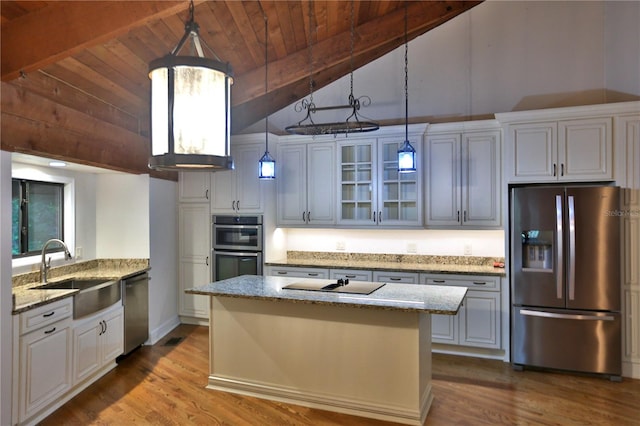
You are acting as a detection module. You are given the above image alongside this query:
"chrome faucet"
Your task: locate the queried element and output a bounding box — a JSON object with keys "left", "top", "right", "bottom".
{"left": 40, "top": 239, "right": 73, "bottom": 283}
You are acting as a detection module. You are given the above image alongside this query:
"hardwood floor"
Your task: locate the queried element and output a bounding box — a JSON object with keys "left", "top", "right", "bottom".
{"left": 41, "top": 324, "right": 640, "bottom": 426}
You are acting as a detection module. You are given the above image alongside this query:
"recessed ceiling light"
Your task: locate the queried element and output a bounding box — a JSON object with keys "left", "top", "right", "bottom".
{"left": 49, "top": 161, "right": 67, "bottom": 167}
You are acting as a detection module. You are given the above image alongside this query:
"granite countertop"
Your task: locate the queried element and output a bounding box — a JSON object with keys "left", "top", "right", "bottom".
{"left": 187, "top": 274, "right": 468, "bottom": 315}
{"left": 266, "top": 251, "right": 506, "bottom": 277}
{"left": 12, "top": 259, "right": 149, "bottom": 314}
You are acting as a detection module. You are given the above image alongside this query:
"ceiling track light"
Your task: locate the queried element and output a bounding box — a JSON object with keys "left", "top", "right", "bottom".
{"left": 148, "top": 0, "right": 234, "bottom": 171}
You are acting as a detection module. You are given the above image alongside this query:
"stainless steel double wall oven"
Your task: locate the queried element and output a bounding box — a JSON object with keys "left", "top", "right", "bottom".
{"left": 212, "top": 215, "right": 263, "bottom": 281}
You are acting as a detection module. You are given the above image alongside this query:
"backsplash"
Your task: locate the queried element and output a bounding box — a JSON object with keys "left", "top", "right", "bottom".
{"left": 12, "top": 258, "right": 149, "bottom": 288}
{"left": 287, "top": 251, "right": 503, "bottom": 266}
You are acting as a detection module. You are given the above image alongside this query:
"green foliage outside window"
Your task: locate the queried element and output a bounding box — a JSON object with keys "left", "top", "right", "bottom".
{"left": 12, "top": 179, "right": 64, "bottom": 257}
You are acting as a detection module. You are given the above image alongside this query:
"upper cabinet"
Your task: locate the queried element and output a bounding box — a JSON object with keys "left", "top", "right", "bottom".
{"left": 498, "top": 105, "right": 622, "bottom": 183}
{"left": 211, "top": 135, "right": 268, "bottom": 214}
{"left": 277, "top": 140, "right": 335, "bottom": 226}
{"left": 337, "top": 124, "right": 426, "bottom": 227}
{"left": 425, "top": 121, "right": 502, "bottom": 228}
{"left": 178, "top": 172, "right": 211, "bottom": 203}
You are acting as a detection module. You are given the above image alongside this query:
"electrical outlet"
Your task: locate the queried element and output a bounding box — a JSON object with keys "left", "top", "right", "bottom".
{"left": 75, "top": 247, "right": 83, "bottom": 259}
{"left": 336, "top": 241, "right": 346, "bottom": 251}
{"left": 407, "top": 243, "right": 417, "bottom": 253}
{"left": 463, "top": 244, "right": 472, "bottom": 256}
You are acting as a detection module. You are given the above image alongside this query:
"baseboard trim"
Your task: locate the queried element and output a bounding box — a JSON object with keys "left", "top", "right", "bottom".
{"left": 207, "top": 375, "right": 429, "bottom": 426}
{"left": 148, "top": 315, "right": 181, "bottom": 345}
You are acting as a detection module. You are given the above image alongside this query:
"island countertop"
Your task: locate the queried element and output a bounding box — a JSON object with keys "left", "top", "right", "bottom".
{"left": 186, "top": 274, "right": 467, "bottom": 314}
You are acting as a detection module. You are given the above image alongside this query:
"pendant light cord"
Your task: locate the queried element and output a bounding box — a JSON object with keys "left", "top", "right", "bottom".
{"left": 404, "top": 1, "right": 409, "bottom": 142}
{"left": 264, "top": 14, "right": 269, "bottom": 152}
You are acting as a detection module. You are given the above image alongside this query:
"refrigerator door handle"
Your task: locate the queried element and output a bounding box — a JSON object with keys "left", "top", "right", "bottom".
{"left": 520, "top": 309, "right": 616, "bottom": 321}
{"left": 555, "top": 195, "right": 564, "bottom": 300}
{"left": 568, "top": 195, "right": 576, "bottom": 301}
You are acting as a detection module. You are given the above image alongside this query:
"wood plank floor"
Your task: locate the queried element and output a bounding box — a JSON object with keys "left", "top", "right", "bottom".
{"left": 41, "top": 324, "right": 640, "bottom": 426}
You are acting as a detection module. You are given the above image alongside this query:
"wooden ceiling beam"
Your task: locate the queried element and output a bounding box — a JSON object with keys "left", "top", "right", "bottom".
{"left": 1, "top": 1, "right": 191, "bottom": 82}
{"left": 231, "top": 1, "right": 480, "bottom": 107}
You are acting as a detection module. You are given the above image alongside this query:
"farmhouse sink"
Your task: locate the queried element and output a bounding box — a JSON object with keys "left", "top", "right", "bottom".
{"left": 35, "top": 278, "right": 121, "bottom": 318}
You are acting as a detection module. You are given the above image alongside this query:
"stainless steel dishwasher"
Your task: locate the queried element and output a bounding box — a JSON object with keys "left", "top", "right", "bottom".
{"left": 122, "top": 272, "right": 149, "bottom": 354}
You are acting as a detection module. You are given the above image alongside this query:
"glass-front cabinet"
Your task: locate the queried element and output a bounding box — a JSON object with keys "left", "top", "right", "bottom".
{"left": 337, "top": 125, "right": 424, "bottom": 227}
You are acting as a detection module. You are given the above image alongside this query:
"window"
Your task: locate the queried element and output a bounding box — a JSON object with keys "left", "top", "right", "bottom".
{"left": 12, "top": 178, "right": 65, "bottom": 257}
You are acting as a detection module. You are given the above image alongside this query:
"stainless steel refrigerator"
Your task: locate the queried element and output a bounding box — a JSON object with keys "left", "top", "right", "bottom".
{"left": 510, "top": 185, "right": 621, "bottom": 378}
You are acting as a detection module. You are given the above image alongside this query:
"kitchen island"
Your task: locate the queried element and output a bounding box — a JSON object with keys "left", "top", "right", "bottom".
{"left": 187, "top": 275, "right": 467, "bottom": 425}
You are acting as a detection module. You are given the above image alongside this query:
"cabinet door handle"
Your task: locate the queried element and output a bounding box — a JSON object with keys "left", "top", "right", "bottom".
{"left": 561, "top": 163, "right": 564, "bottom": 176}
{"left": 205, "top": 189, "right": 209, "bottom": 200}
{"left": 205, "top": 256, "right": 209, "bottom": 266}
{"left": 302, "top": 212, "right": 306, "bottom": 222}
{"left": 433, "top": 279, "right": 446, "bottom": 283}
{"left": 103, "top": 320, "right": 107, "bottom": 333}
{"left": 457, "top": 211, "right": 460, "bottom": 222}
{"left": 236, "top": 200, "right": 240, "bottom": 211}
{"left": 553, "top": 163, "right": 557, "bottom": 176}
{"left": 307, "top": 211, "right": 311, "bottom": 223}
{"left": 378, "top": 211, "right": 382, "bottom": 223}
{"left": 232, "top": 200, "right": 236, "bottom": 210}
{"left": 43, "top": 311, "right": 55, "bottom": 318}
{"left": 463, "top": 211, "right": 467, "bottom": 222}
{"left": 99, "top": 321, "right": 104, "bottom": 335}
{"left": 44, "top": 327, "right": 56, "bottom": 334}
{"left": 372, "top": 212, "right": 376, "bottom": 222}
{"left": 472, "top": 281, "right": 487, "bottom": 286}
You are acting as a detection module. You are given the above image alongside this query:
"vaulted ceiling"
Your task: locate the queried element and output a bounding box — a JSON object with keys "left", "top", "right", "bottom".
{"left": 1, "top": 1, "right": 481, "bottom": 178}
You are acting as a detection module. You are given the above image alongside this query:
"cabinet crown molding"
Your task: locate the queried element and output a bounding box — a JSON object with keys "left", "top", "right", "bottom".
{"left": 496, "top": 101, "right": 640, "bottom": 123}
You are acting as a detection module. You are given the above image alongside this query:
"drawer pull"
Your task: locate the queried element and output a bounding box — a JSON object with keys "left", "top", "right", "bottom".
{"left": 308, "top": 273, "right": 319, "bottom": 277}
{"left": 44, "top": 327, "right": 56, "bottom": 334}
{"left": 43, "top": 311, "right": 55, "bottom": 318}
{"left": 389, "top": 277, "right": 401, "bottom": 281}
{"left": 345, "top": 275, "right": 356, "bottom": 278}
{"left": 433, "top": 280, "right": 446, "bottom": 283}
{"left": 472, "top": 281, "right": 487, "bottom": 285}
{"left": 277, "top": 271, "right": 287, "bottom": 275}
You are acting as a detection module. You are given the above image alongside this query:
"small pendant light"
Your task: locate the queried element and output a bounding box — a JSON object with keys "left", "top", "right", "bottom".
{"left": 398, "top": 3, "right": 416, "bottom": 173}
{"left": 258, "top": 14, "right": 275, "bottom": 179}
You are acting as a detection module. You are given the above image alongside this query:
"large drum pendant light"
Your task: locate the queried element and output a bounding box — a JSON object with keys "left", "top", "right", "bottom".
{"left": 148, "top": 1, "right": 234, "bottom": 171}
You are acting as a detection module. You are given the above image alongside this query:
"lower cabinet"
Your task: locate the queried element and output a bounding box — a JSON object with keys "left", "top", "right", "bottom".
{"left": 16, "top": 298, "right": 73, "bottom": 423}
{"left": 14, "top": 298, "right": 124, "bottom": 425}
{"left": 421, "top": 274, "right": 501, "bottom": 349}
{"left": 268, "top": 266, "right": 329, "bottom": 279}
{"left": 72, "top": 303, "right": 123, "bottom": 384}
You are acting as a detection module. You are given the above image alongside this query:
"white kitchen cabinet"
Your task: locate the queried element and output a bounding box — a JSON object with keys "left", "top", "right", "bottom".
{"left": 277, "top": 141, "right": 335, "bottom": 226}
{"left": 373, "top": 270, "right": 420, "bottom": 284}
{"left": 268, "top": 266, "right": 329, "bottom": 279}
{"left": 72, "top": 302, "right": 123, "bottom": 385}
{"left": 425, "top": 121, "right": 502, "bottom": 228}
{"left": 337, "top": 124, "right": 425, "bottom": 227}
{"left": 502, "top": 116, "right": 613, "bottom": 183}
{"left": 178, "top": 203, "right": 210, "bottom": 320}
{"left": 16, "top": 298, "right": 73, "bottom": 423}
{"left": 211, "top": 138, "right": 265, "bottom": 213}
{"left": 178, "top": 171, "right": 211, "bottom": 203}
{"left": 329, "top": 269, "right": 373, "bottom": 282}
{"left": 422, "top": 274, "right": 501, "bottom": 349}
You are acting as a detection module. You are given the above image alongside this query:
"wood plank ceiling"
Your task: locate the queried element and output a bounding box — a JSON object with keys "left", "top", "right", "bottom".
{"left": 1, "top": 1, "right": 481, "bottom": 179}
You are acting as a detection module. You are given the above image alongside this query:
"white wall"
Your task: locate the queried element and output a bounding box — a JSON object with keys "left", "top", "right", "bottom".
{"left": 243, "top": 1, "right": 640, "bottom": 135}
{"left": 148, "top": 178, "right": 180, "bottom": 343}
{"left": 96, "top": 174, "right": 150, "bottom": 258}
{"left": 283, "top": 228, "right": 505, "bottom": 258}
{"left": 0, "top": 151, "right": 13, "bottom": 426}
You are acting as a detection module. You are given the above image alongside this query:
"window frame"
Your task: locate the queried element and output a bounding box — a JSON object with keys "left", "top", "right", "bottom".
{"left": 12, "top": 178, "right": 66, "bottom": 258}
{"left": 11, "top": 166, "right": 75, "bottom": 269}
